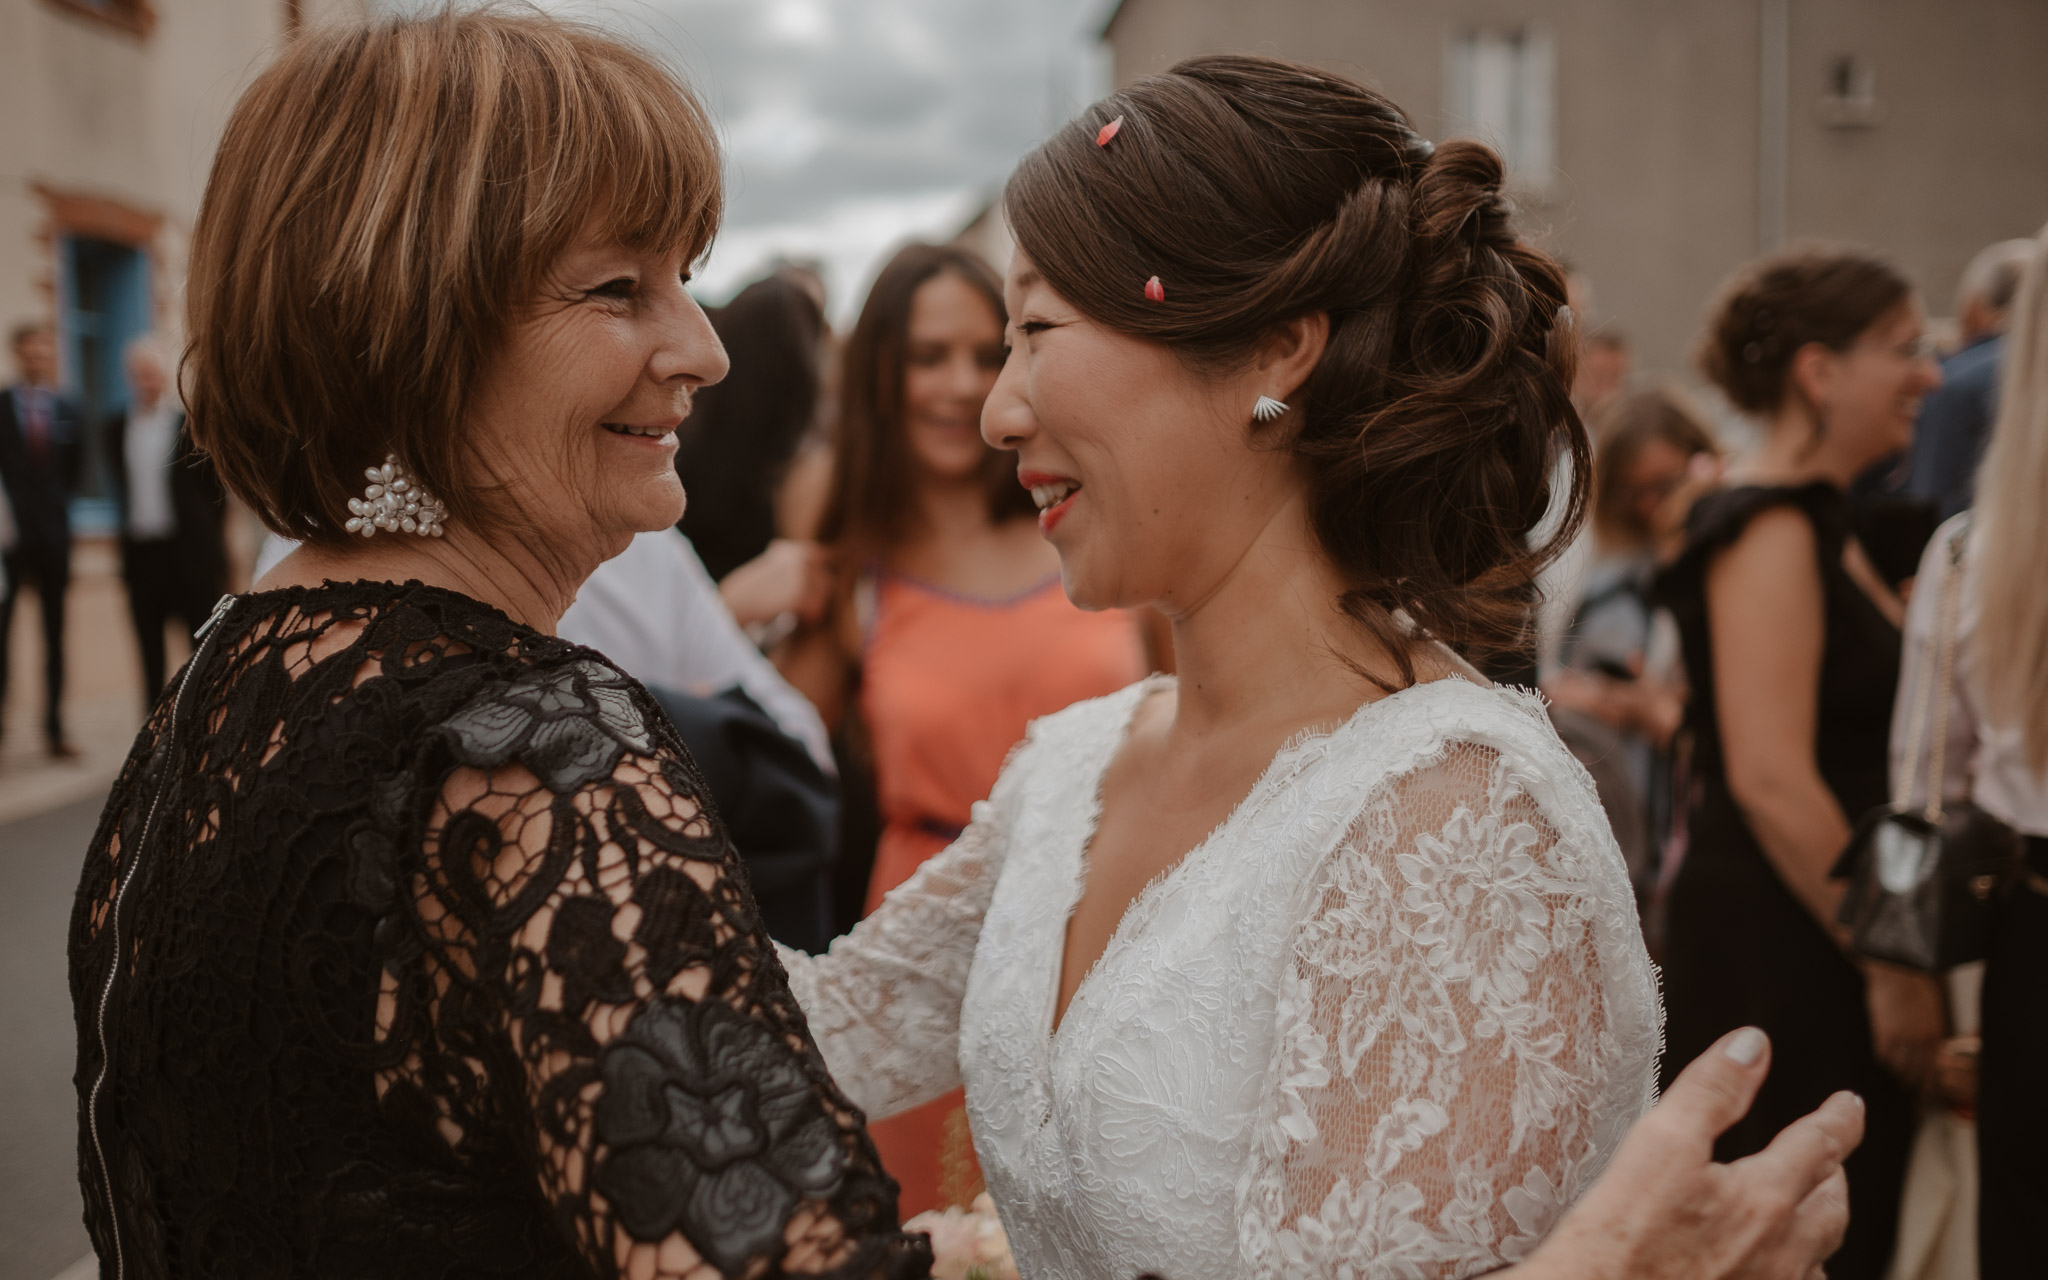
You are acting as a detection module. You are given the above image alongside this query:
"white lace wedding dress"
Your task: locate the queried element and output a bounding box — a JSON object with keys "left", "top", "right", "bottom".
{"left": 781, "top": 675, "right": 1662, "bottom": 1279}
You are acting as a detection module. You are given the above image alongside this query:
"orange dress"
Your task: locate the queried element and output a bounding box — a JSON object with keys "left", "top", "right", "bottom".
{"left": 857, "top": 571, "right": 1147, "bottom": 1215}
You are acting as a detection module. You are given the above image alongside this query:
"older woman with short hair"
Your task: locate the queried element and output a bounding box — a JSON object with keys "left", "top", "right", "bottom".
{"left": 70, "top": 12, "right": 924, "bottom": 1278}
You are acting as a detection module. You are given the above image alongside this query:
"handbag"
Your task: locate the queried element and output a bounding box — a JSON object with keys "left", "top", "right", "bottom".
{"left": 1836, "top": 518, "right": 2024, "bottom": 972}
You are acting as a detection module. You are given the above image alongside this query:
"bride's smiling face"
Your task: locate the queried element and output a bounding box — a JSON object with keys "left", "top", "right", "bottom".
{"left": 983, "top": 251, "right": 1318, "bottom": 615}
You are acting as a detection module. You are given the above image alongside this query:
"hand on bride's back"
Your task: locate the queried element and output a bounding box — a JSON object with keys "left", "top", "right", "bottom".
{"left": 1521, "top": 1027, "right": 1862, "bottom": 1280}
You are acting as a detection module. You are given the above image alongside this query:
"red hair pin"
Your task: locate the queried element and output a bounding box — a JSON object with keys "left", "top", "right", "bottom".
{"left": 1096, "top": 116, "right": 1124, "bottom": 147}
{"left": 1144, "top": 275, "right": 1165, "bottom": 303}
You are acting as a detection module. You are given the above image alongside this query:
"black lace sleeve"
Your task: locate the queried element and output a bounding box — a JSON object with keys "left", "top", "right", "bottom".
{"left": 397, "top": 655, "right": 926, "bottom": 1279}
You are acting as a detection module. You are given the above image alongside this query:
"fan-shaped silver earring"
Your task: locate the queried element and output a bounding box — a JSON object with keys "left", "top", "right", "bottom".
{"left": 1251, "top": 395, "right": 1289, "bottom": 423}
{"left": 346, "top": 454, "right": 448, "bottom": 538}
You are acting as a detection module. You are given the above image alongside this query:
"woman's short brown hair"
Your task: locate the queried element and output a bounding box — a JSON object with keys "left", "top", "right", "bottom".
{"left": 1697, "top": 246, "right": 1912, "bottom": 415}
{"left": 1003, "top": 55, "right": 1584, "bottom": 683}
{"left": 184, "top": 8, "right": 722, "bottom": 546}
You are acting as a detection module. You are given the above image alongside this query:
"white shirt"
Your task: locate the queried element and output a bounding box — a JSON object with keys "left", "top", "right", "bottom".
{"left": 253, "top": 528, "right": 833, "bottom": 773}
{"left": 124, "top": 398, "right": 181, "bottom": 539}
{"left": 558, "top": 529, "right": 833, "bottom": 773}
{"left": 1892, "top": 513, "right": 2048, "bottom": 835}
{"left": 783, "top": 675, "right": 1659, "bottom": 1279}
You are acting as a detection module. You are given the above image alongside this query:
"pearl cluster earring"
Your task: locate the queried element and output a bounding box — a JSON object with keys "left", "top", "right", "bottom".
{"left": 346, "top": 454, "right": 448, "bottom": 538}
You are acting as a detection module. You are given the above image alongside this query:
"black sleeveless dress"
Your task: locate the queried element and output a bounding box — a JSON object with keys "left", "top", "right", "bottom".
{"left": 1653, "top": 484, "right": 1914, "bottom": 1280}
{"left": 68, "top": 581, "right": 930, "bottom": 1280}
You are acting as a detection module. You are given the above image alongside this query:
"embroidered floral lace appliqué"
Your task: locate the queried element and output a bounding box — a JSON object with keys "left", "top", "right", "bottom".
{"left": 69, "top": 582, "right": 928, "bottom": 1280}
{"left": 782, "top": 676, "right": 1662, "bottom": 1280}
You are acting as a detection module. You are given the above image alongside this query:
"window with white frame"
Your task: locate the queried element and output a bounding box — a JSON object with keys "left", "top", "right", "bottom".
{"left": 42, "top": 0, "right": 155, "bottom": 37}
{"left": 1442, "top": 26, "right": 1557, "bottom": 192}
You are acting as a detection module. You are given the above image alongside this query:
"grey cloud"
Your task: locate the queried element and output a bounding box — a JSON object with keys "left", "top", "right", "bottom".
{"left": 577, "top": 0, "right": 1110, "bottom": 268}
{"left": 806, "top": 65, "right": 949, "bottom": 126}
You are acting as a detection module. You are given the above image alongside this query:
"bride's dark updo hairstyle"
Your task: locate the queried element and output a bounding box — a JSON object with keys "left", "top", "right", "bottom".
{"left": 1004, "top": 55, "right": 1586, "bottom": 684}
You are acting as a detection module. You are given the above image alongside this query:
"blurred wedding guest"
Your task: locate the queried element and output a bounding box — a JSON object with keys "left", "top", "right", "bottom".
{"left": 1544, "top": 388, "right": 1715, "bottom": 895}
{"left": 1575, "top": 327, "right": 1633, "bottom": 416}
{"left": 675, "top": 270, "right": 826, "bottom": 581}
{"left": 0, "top": 322, "right": 83, "bottom": 757}
{"left": 776, "top": 242, "right": 1146, "bottom": 1215}
{"left": 0, "top": 484, "right": 13, "bottom": 605}
{"left": 1562, "top": 264, "right": 1626, "bottom": 411}
{"left": 1902, "top": 238, "right": 2035, "bottom": 521}
{"left": 1654, "top": 247, "right": 1943, "bottom": 1280}
{"left": 106, "top": 335, "right": 229, "bottom": 703}
{"left": 1890, "top": 228, "right": 2048, "bottom": 1280}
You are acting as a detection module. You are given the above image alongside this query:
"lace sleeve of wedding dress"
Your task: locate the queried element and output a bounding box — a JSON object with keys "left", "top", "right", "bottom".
{"left": 403, "top": 658, "right": 923, "bottom": 1280}
{"left": 1238, "top": 731, "right": 1658, "bottom": 1279}
{"left": 776, "top": 789, "right": 1009, "bottom": 1121}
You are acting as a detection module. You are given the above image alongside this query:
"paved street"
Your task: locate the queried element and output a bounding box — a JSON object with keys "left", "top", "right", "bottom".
{"left": 0, "top": 539, "right": 160, "bottom": 1280}
{"left": 0, "top": 540, "right": 165, "bottom": 828}
{"left": 0, "top": 796, "right": 100, "bottom": 1280}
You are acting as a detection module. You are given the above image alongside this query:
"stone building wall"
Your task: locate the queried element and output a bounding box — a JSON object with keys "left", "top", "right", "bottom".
{"left": 1101, "top": 0, "right": 2048, "bottom": 379}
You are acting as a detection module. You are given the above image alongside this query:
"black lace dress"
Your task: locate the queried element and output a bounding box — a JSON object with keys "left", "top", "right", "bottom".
{"left": 1652, "top": 484, "right": 1913, "bottom": 1280}
{"left": 68, "top": 580, "right": 931, "bottom": 1280}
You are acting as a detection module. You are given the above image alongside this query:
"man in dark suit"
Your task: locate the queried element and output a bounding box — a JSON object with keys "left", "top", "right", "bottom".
{"left": 105, "top": 336, "right": 229, "bottom": 702}
{"left": 1903, "top": 238, "right": 2036, "bottom": 520}
{"left": 0, "top": 322, "right": 85, "bottom": 757}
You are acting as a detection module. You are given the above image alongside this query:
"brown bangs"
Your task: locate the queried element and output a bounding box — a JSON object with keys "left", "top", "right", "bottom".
{"left": 531, "top": 23, "right": 723, "bottom": 275}
{"left": 185, "top": 6, "right": 722, "bottom": 547}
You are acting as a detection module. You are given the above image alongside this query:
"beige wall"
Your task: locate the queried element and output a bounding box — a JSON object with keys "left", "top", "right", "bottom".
{"left": 1786, "top": 0, "right": 2048, "bottom": 319}
{"left": 1104, "top": 0, "right": 2048, "bottom": 379}
{"left": 0, "top": 0, "right": 366, "bottom": 357}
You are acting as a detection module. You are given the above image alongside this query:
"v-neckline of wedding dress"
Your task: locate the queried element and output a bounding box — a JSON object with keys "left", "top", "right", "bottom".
{"left": 1047, "top": 671, "right": 1452, "bottom": 1043}
{"left": 780, "top": 670, "right": 1663, "bottom": 1280}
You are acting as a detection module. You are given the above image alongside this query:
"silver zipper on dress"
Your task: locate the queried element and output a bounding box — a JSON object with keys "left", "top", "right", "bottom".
{"left": 87, "top": 593, "right": 234, "bottom": 1280}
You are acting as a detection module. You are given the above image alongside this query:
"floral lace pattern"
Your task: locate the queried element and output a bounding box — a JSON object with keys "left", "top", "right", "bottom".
{"left": 69, "top": 581, "right": 928, "bottom": 1279}
{"left": 784, "top": 676, "right": 1661, "bottom": 1279}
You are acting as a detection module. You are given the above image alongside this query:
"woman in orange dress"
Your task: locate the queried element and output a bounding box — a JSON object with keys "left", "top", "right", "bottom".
{"left": 779, "top": 243, "right": 1149, "bottom": 1215}
{"left": 858, "top": 570, "right": 1145, "bottom": 916}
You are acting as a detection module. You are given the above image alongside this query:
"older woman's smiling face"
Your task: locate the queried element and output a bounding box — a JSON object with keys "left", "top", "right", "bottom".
{"left": 464, "top": 228, "right": 729, "bottom": 568}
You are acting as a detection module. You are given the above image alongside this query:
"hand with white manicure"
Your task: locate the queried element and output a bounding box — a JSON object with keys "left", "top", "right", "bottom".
{"left": 1513, "top": 1026, "right": 1863, "bottom": 1280}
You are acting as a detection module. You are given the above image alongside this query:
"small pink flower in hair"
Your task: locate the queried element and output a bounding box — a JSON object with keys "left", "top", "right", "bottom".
{"left": 1096, "top": 115, "right": 1124, "bottom": 147}
{"left": 1144, "top": 275, "right": 1165, "bottom": 303}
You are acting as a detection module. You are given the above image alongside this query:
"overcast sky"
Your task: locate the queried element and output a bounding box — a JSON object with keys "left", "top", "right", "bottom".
{"left": 553, "top": 0, "right": 1114, "bottom": 321}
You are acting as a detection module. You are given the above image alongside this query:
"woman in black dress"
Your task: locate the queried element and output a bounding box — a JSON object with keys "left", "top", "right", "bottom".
{"left": 67, "top": 14, "right": 925, "bottom": 1278}
{"left": 1657, "top": 248, "right": 1946, "bottom": 1280}
{"left": 65, "top": 9, "right": 1872, "bottom": 1278}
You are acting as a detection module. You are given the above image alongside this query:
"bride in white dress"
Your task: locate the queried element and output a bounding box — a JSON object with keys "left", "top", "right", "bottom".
{"left": 782, "top": 55, "right": 1664, "bottom": 1278}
